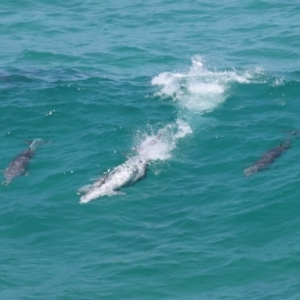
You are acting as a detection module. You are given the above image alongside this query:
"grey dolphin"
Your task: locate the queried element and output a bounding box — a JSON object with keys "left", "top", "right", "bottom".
{"left": 79, "top": 156, "right": 148, "bottom": 204}
{"left": 79, "top": 133, "right": 162, "bottom": 203}
{"left": 2, "top": 138, "right": 45, "bottom": 185}
{"left": 244, "top": 140, "right": 290, "bottom": 177}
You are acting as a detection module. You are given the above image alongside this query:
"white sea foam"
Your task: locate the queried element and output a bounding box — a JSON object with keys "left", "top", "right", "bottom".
{"left": 152, "top": 55, "right": 252, "bottom": 113}
{"left": 135, "top": 119, "right": 192, "bottom": 161}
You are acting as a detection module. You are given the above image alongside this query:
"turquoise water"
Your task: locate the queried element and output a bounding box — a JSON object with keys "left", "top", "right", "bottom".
{"left": 1, "top": 0, "right": 300, "bottom": 299}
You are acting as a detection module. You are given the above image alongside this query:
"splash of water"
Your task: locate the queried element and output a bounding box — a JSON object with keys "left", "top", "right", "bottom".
{"left": 135, "top": 119, "right": 192, "bottom": 161}
{"left": 152, "top": 55, "right": 252, "bottom": 113}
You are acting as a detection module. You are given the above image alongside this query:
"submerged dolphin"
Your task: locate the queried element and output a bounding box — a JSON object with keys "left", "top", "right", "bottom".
{"left": 2, "top": 138, "right": 45, "bottom": 185}
{"left": 244, "top": 140, "right": 290, "bottom": 177}
{"left": 79, "top": 134, "right": 162, "bottom": 204}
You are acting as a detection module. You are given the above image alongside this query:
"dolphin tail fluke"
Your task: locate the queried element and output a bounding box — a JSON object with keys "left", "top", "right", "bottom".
{"left": 1, "top": 180, "right": 10, "bottom": 186}
{"left": 25, "top": 139, "right": 53, "bottom": 146}
{"left": 25, "top": 138, "right": 52, "bottom": 150}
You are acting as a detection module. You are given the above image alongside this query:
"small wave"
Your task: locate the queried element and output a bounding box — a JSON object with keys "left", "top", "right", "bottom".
{"left": 152, "top": 55, "right": 252, "bottom": 113}
{"left": 271, "top": 78, "right": 285, "bottom": 87}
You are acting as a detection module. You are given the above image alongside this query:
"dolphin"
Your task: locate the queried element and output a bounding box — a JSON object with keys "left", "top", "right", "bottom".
{"left": 79, "top": 133, "right": 162, "bottom": 204}
{"left": 244, "top": 139, "right": 290, "bottom": 177}
{"left": 2, "top": 138, "right": 45, "bottom": 185}
{"left": 79, "top": 156, "right": 148, "bottom": 204}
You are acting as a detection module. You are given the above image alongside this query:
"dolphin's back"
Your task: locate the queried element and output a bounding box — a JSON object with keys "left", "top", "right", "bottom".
{"left": 80, "top": 156, "right": 148, "bottom": 203}
{"left": 257, "top": 147, "right": 283, "bottom": 164}
{"left": 4, "top": 150, "right": 34, "bottom": 183}
{"left": 244, "top": 142, "right": 289, "bottom": 176}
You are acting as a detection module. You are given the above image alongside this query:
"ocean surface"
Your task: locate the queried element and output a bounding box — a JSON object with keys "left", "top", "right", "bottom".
{"left": 1, "top": 1, "right": 300, "bottom": 299}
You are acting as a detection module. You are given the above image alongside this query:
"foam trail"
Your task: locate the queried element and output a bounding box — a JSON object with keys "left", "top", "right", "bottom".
{"left": 79, "top": 120, "right": 192, "bottom": 203}
{"left": 135, "top": 119, "right": 192, "bottom": 161}
{"left": 152, "top": 55, "right": 252, "bottom": 113}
